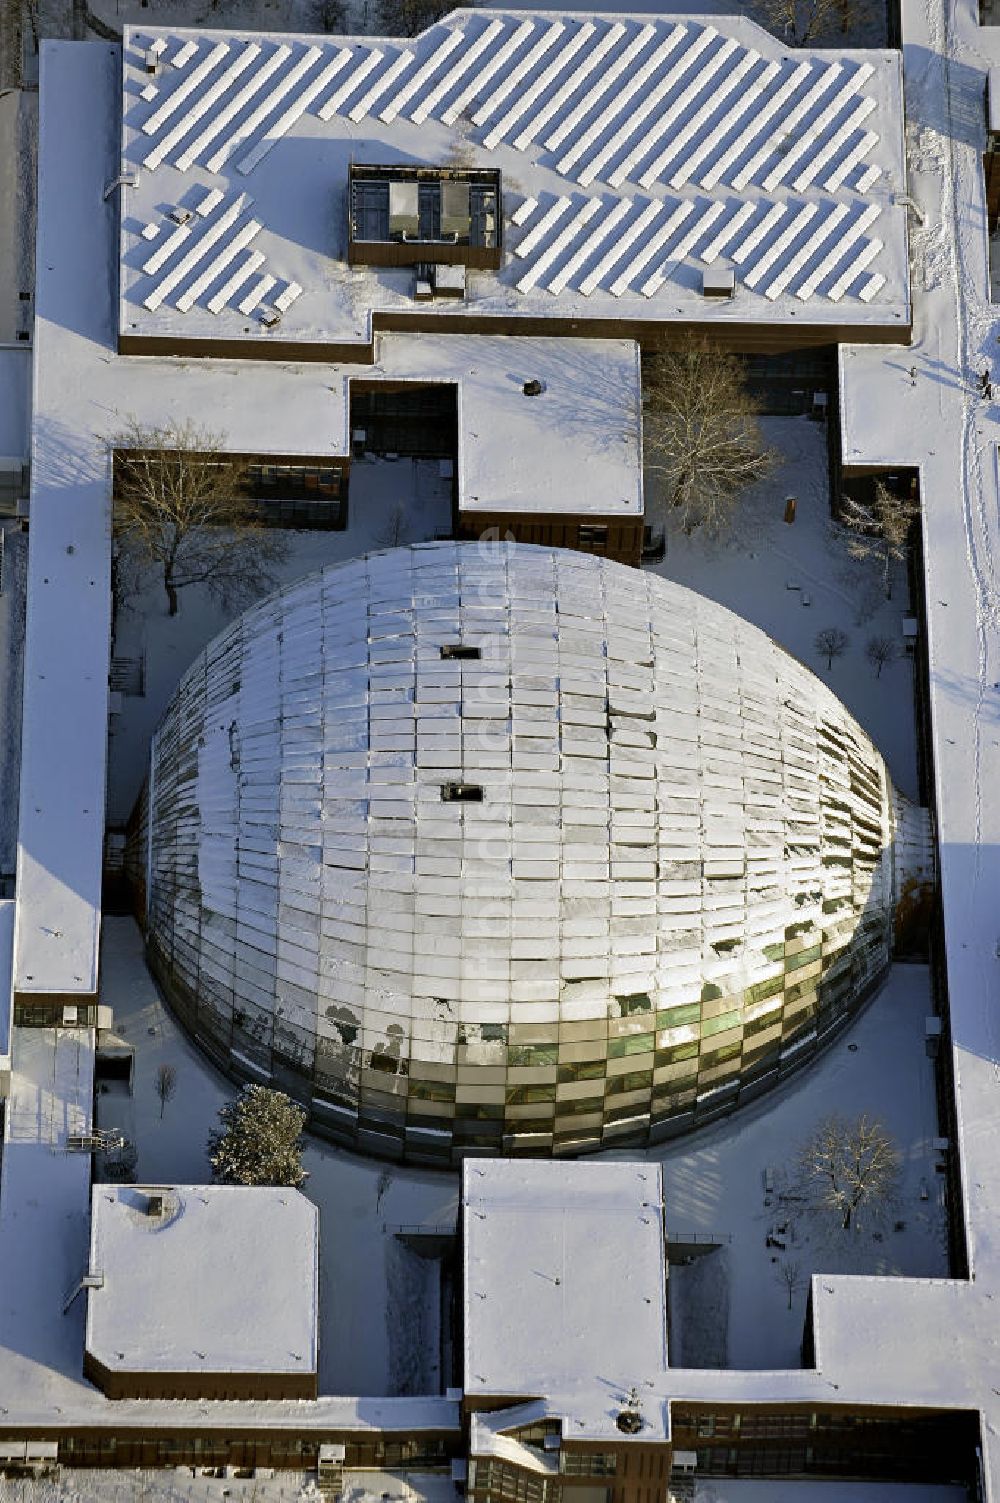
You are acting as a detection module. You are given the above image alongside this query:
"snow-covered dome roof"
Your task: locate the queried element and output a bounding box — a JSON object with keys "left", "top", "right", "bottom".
{"left": 134, "top": 542, "right": 926, "bottom": 1163}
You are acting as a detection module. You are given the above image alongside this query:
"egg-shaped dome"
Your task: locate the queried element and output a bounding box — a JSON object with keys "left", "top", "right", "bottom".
{"left": 133, "top": 543, "right": 930, "bottom": 1163}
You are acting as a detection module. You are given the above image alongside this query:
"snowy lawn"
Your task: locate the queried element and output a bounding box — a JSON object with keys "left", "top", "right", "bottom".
{"left": 99, "top": 919, "right": 945, "bottom": 1385}
{"left": 648, "top": 416, "right": 920, "bottom": 800}
{"left": 106, "top": 457, "right": 452, "bottom": 824}
{"left": 96, "top": 917, "right": 457, "bottom": 1398}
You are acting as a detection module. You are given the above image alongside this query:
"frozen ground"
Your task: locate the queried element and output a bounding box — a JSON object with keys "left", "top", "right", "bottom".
{"left": 106, "top": 456, "right": 452, "bottom": 824}
{"left": 649, "top": 415, "right": 919, "bottom": 801}
{"left": 98, "top": 919, "right": 945, "bottom": 1384}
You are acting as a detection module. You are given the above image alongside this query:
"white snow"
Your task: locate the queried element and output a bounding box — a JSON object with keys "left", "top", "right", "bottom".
{"left": 106, "top": 457, "right": 451, "bottom": 824}
{"left": 86, "top": 1183, "right": 319, "bottom": 1376}
{"left": 462, "top": 1160, "right": 668, "bottom": 1433}
{"left": 13, "top": 41, "right": 116, "bottom": 999}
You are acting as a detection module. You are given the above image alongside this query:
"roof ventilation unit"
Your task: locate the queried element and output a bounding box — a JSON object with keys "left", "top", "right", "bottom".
{"left": 433, "top": 264, "right": 466, "bottom": 298}
{"left": 702, "top": 267, "right": 735, "bottom": 299}
{"left": 440, "top": 644, "right": 481, "bottom": 660}
{"left": 144, "top": 1194, "right": 164, "bottom": 1217}
{"left": 389, "top": 180, "right": 419, "bottom": 239}
{"left": 440, "top": 180, "right": 471, "bottom": 239}
{"left": 441, "top": 782, "right": 484, "bottom": 803}
{"left": 522, "top": 379, "right": 544, "bottom": 397}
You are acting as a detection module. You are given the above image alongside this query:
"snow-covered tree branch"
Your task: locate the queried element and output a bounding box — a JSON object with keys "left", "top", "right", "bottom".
{"left": 836, "top": 480, "right": 920, "bottom": 600}
{"left": 797, "top": 1113, "right": 899, "bottom": 1232}
{"left": 642, "top": 338, "right": 775, "bottom": 538}
{"left": 110, "top": 418, "right": 288, "bottom": 617}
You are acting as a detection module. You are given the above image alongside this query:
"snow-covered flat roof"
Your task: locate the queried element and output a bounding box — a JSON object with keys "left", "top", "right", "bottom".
{"left": 462, "top": 1161, "right": 669, "bottom": 1439}
{"left": 118, "top": 12, "right": 908, "bottom": 350}
{"left": 86, "top": 1185, "right": 319, "bottom": 1376}
{"left": 439, "top": 336, "right": 642, "bottom": 515}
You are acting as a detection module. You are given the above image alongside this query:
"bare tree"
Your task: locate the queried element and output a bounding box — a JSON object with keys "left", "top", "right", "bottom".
{"left": 643, "top": 338, "right": 775, "bottom": 538}
{"left": 774, "top": 1258, "right": 804, "bottom": 1310}
{"left": 376, "top": 0, "right": 471, "bottom": 36}
{"left": 837, "top": 480, "right": 920, "bottom": 600}
{"left": 155, "top": 1063, "right": 177, "bottom": 1120}
{"left": 110, "top": 419, "right": 289, "bottom": 617}
{"left": 757, "top": 0, "right": 872, "bottom": 45}
{"left": 798, "top": 1113, "right": 899, "bottom": 1232}
{"left": 866, "top": 635, "right": 897, "bottom": 678}
{"left": 814, "top": 626, "right": 849, "bottom": 671}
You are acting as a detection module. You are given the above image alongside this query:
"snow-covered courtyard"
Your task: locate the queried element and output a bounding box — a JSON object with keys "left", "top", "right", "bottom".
{"left": 98, "top": 917, "right": 946, "bottom": 1386}
{"left": 660, "top": 963, "right": 947, "bottom": 1369}
{"left": 93, "top": 410, "right": 940, "bottom": 1387}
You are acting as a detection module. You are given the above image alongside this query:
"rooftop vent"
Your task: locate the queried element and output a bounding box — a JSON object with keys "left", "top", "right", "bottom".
{"left": 258, "top": 307, "right": 282, "bottom": 329}
{"left": 441, "top": 782, "right": 484, "bottom": 803}
{"left": 389, "top": 180, "right": 419, "bottom": 238}
{"left": 702, "top": 267, "right": 735, "bottom": 299}
{"left": 616, "top": 1410, "right": 643, "bottom": 1434}
{"left": 144, "top": 1194, "right": 164, "bottom": 1217}
{"left": 440, "top": 644, "right": 481, "bottom": 660}
{"left": 522, "top": 379, "right": 544, "bottom": 397}
{"left": 440, "top": 180, "right": 471, "bottom": 238}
